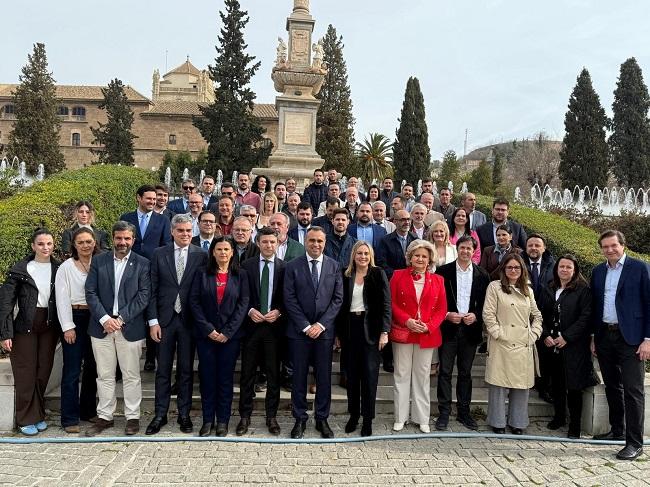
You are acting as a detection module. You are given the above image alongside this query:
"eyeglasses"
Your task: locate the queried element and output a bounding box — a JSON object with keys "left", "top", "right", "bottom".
{"left": 188, "top": 202, "right": 202, "bottom": 206}
{"left": 200, "top": 220, "right": 216, "bottom": 225}
{"left": 505, "top": 266, "right": 522, "bottom": 271}
{"left": 233, "top": 228, "right": 251, "bottom": 233}
{"left": 183, "top": 186, "right": 195, "bottom": 191}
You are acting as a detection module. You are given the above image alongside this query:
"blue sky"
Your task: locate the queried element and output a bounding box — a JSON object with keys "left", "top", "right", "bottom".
{"left": 2, "top": 0, "right": 649, "bottom": 159}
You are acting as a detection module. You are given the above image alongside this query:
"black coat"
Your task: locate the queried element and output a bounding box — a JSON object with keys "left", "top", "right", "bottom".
{"left": 0, "top": 255, "right": 60, "bottom": 339}
{"left": 435, "top": 261, "right": 489, "bottom": 345}
{"left": 241, "top": 256, "right": 286, "bottom": 336}
{"left": 336, "top": 266, "right": 391, "bottom": 345}
{"left": 476, "top": 220, "right": 527, "bottom": 251}
{"left": 61, "top": 224, "right": 110, "bottom": 255}
{"left": 539, "top": 283, "right": 594, "bottom": 391}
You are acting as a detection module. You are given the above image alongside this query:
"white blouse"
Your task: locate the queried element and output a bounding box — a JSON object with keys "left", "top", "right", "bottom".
{"left": 26, "top": 261, "right": 51, "bottom": 308}
{"left": 350, "top": 282, "right": 365, "bottom": 312}
{"left": 55, "top": 258, "right": 89, "bottom": 332}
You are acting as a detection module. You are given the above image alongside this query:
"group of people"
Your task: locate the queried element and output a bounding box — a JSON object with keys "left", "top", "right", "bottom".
{"left": 0, "top": 169, "right": 648, "bottom": 461}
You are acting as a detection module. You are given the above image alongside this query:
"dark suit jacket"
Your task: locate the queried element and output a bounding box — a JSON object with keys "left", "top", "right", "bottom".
{"left": 324, "top": 233, "right": 357, "bottom": 269}
{"left": 148, "top": 243, "right": 207, "bottom": 327}
{"left": 203, "top": 194, "right": 218, "bottom": 210}
{"left": 120, "top": 210, "right": 172, "bottom": 261}
{"left": 85, "top": 251, "right": 151, "bottom": 341}
{"left": 476, "top": 220, "right": 527, "bottom": 251}
{"left": 283, "top": 255, "right": 343, "bottom": 340}
{"left": 336, "top": 267, "right": 391, "bottom": 345}
{"left": 288, "top": 225, "right": 310, "bottom": 244}
{"left": 435, "top": 261, "right": 489, "bottom": 345}
{"left": 160, "top": 208, "right": 175, "bottom": 220}
{"left": 241, "top": 256, "right": 286, "bottom": 336}
{"left": 312, "top": 215, "right": 333, "bottom": 235}
{"left": 376, "top": 231, "right": 417, "bottom": 279}
{"left": 522, "top": 251, "right": 556, "bottom": 299}
{"left": 236, "top": 241, "right": 260, "bottom": 264}
{"left": 591, "top": 255, "right": 650, "bottom": 346}
{"left": 283, "top": 238, "right": 305, "bottom": 262}
{"left": 61, "top": 224, "right": 110, "bottom": 255}
{"left": 190, "top": 235, "right": 214, "bottom": 250}
{"left": 167, "top": 198, "right": 187, "bottom": 215}
{"left": 347, "top": 223, "right": 387, "bottom": 250}
{"left": 480, "top": 245, "right": 522, "bottom": 280}
{"left": 189, "top": 268, "right": 250, "bottom": 340}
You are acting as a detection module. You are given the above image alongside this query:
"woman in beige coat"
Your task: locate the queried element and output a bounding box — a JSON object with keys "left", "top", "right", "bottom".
{"left": 483, "top": 253, "right": 542, "bottom": 435}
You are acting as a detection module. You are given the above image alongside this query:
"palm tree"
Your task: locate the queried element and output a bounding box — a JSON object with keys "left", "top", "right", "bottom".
{"left": 355, "top": 133, "right": 394, "bottom": 182}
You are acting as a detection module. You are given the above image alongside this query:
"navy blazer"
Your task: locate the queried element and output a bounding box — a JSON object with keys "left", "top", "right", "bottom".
{"left": 283, "top": 254, "right": 343, "bottom": 340}
{"left": 241, "top": 256, "right": 286, "bottom": 335}
{"left": 475, "top": 220, "right": 527, "bottom": 251}
{"left": 85, "top": 251, "right": 151, "bottom": 341}
{"left": 347, "top": 223, "right": 387, "bottom": 250}
{"left": 120, "top": 210, "right": 172, "bottom": 261}
{"left": 148, "top": 243, "right": 207, "bottom": 327}
{"left": 288, "top": 225, "right": 310, "bottom": 245}
{"left": 591, "top": 256, "right": 650, "bottom": 346}
{"left": 376, "top": 231, "right": 418, "bottom": 280}
{"left": 167, "top": 198, "right": 187, "bottom": 215}
{"left": 189, "top": 268, "right": 250, "bottom": 340}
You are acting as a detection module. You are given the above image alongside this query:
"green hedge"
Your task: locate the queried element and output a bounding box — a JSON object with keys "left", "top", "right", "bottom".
{"left": 0, "top": 165, "right": 156, "bottom": 281}
{"left": 474, "top": 195, "right": 650, "bottom": 276}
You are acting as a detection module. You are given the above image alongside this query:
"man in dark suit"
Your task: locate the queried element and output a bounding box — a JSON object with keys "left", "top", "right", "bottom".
{"left": 347, "top": 202, "right": 387, "bottom": 250}
{"left": 376, "top": 209, "right": 417, "bottom": 280}
{"left": 237, "top": 227, "right": 286, "bottom": 436}
{"left": 283, "top": 226, "right": 343, "bottom": 438}
{"left": 475, "top": 198, "right": 527, "bottom": 251}
{"left": 435, "top": 235, "right": 489, "bottom": 431}
{"left": 167, "top": 178, "right": 196, "bottom": 215}
{"left": 461, "top": 192, "right": 487, "bottom": 231}
{"left": 591, "top": 230, "right": 650, "bottom": 460}
{"left": 200, "top": 175, "right": 219, "bottom": 210}
{"left": 145, "top": 215, "right": 207, "bottom": 436}
{"left": 84, "top": 221, "right": 151, "bottom": 437}
{"left": 288, "top": 202, "right": 313, "bottom": 245}
{"left": 190, "top": 211, "right": 217, "bottom": 251}
{"left": 120, "top": 184, "right": 172, "bottom": 371}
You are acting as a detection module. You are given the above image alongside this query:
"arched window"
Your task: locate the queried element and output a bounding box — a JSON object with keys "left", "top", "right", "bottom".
{"left": 72, "top": 106, "right": 86, "bottom": 120}
{"left": 71, "top": 133, "right": 81, "bottom": 146}
{"left": 57, "top": 106, "right": 69, "bottom": 117}
{"left": 2, "top": 104, "right": 16, "bottom": 119}
{"left": 169, "top": 134, "right": 177, "bottom": 145}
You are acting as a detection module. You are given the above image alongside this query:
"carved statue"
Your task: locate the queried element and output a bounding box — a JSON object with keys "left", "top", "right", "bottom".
{"left": 152, "top": 69, "right": 160, "bottom": 100}
{"left": 311, "top": 40, "right": 324, "bottom": 71}
{"left": 276, "top": 37, "right": 288, "bottom": 67}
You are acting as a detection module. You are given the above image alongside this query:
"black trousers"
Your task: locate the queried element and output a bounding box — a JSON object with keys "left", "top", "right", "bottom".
{"left": 596, "top": 326, "right": 645, "bottom": 448}
{"left": 290, "top": 336, "right": 333, "bottom": 421}
{"left": 154, "top": 314, "right": 195, "bottom": 418}
{"left": 239, "top": 324, "right": 281, "bottom": 418}
{"left": 146, "top": 334, "right": 157, "bottom": 365}
{"left": 437, "top": 330, "right": 477, "bottom": 417}
{"left": 343, "top": 314, "right": 381, "bottom": 419}
{"left": 548, "top": 350, "right": 582, "bottom": 430}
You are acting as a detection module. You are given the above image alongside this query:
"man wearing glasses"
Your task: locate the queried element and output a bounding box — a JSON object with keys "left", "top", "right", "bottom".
{"left": 240, "top": 205, "right": 261, "bottom": 241}
{"left": 168, "top": 179, "right": 197, "bottom": 214}
{"left": 191, "top": 211, "right": 218, "bottom": 251}
{"left": 186, "top": 193, "right": 205, "bottom": 237}
{"left": 232, "top": 217, "right": 259, "bottom": 264}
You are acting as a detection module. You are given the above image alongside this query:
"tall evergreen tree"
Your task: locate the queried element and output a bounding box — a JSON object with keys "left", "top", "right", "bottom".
{"left": 610, "top": 57, "right": 650, "bottom": 187}
{"left": 438, "top": 149, "right": 460, "bottom": 187}
{"left": 491, "top": 149, "right": 504, "bottom": 188}
{"left": 90, "top": 78, "right": 137, "bottom": 165}
{"left": 393, "top": 77, "right": 431, "bottom": 184}
{"left": 194, "top": 0, "right": 271, "bottom": 176}
{"left": 316, "top": 24, "right": 355, "bottom": 173}
{"left": 468, "top": 160, "right": 493, "bottom": 196}
{"left": 7, "top": 43, "right": 65, "bottom": 175}
{"left": 558, "top": 68, "right": 609, "bottom": 188}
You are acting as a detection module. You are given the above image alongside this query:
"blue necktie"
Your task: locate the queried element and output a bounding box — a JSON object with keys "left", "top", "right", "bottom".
{"left": 531, "top": 263, "right": 540, "bottom": 293}
{"left": 202, "top": 240, "right": 209, "bottom": 251}
{"left": 139, "top": 213, "right": 149, "bottom": 237}
{"left": 310, "top": 259, "right": 319, "bottom": 292}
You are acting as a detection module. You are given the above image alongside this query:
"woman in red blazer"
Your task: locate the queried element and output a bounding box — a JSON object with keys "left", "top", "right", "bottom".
{"left": 389, "top": 239, "right": 447, "bottom": 433}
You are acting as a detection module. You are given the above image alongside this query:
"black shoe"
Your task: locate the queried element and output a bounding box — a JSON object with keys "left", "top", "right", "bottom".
{"left": 170, "top": 382, "right": 179, "bottom": 396}
{"left": 144, "top": 360, "right": 155, "bottom": 372}
{"left": 177, "top": 416, "right": 193, "bottom": 433}
{"left": 593, "top": 430, "right": 625, "bottom": 441}
{"left": 145, "top": 416, "right": 167, "bottom": 435}
{"left": 199, "top": 423, "right": 213, "bottom": 437}
{"left": 539, "top": 391, "right": 554, "bottom": 404}
{"left": 360, "top": 419, "right": 372, "bottom": 437}
{"left": 236, "top": 417, "right": 250, "bottom": 436}
{"left": 457, "top": 415, "right": 478, "bottom": 431}
{"left": 616, "top": 445, "right": 643, "bottom": 461}
{"left": 266, "top": 417, "right": 281, "bottom": 436}
{"left": 547, "top": 418, "right": 566, "bottom": 430}
{"left": 477, "top": 342, "right": 487, "bottom": 353}
{"left": 492, "top": 427, "right": 506, "bottom": 434}
{"left": 345, "top": 415, "right": 359, "bottom": 433}
{"left": 383, "top": 363, "right": 394, "bottom": 373}
{"left": 509, "top": 426, "right": 524, "bottom": 435}
{"left": 215, "top": 422, "right": 228, "bottom": 437}
{"left": 281, "top": 379, "right": 293, "bottom": 392}
{"left": 568, "top": 429, "right": 581, "bottom": 439}
{"left": 291, "top": 420, "right": 306, "bottom": 439}
{"left": 315, "top": 419, "right": 334, "bottom": 439}
{"left": 435, "top": 415, "right": 449, "bottom": 431}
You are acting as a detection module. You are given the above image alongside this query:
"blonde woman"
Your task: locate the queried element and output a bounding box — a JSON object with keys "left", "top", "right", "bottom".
{"left": 389, "top": 239, "right": 447, "bottom": 433}
{"left": 259, "top": 192, "right": 278, "bottom": 227}
{"left": 428, "top": 220, "right": 457, "bottom": 267}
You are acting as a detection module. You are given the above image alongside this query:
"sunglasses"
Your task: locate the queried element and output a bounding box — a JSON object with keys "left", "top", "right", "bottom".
{"left": 183, "top": 186, "right": 195, "bottom": 190}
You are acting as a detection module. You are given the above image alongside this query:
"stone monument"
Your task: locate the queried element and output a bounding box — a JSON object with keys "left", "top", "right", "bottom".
{"left": 252, "top": 0, "right": 327, "bottom": 189}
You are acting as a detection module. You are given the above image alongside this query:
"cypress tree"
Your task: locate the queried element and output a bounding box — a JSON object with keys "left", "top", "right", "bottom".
{"left": 7, "top": 43, "right": 65, "bottom": 175}
{"left": 492, "top": 149, "right": 504, "bottom": 188}
{"left": 90, "top": 78, "right": 137, "bottom": 165}
{"left": 610, "top": 57, "right": 650, "bottom": 187}
{"left": 193, "top": 0, "right": 271, "bottom": 176}
{"left": 438, "top": 149, "right": 460, "bottom": 187}
{"left": 316, "top": 24, "right": 355, "bottom": 173}
{"left": 468, "top": 160, "right": 493, "bottom": 196}
{"left": 558, "top": 68, "right": 609, "bottom": 189}
{"left": 393, "top": 77, "right": 431, "bottom": 185}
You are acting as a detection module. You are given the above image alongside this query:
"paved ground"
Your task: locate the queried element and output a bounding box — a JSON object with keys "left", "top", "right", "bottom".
{"left": 1, "top": 414, "right": 648, "bottom": 486}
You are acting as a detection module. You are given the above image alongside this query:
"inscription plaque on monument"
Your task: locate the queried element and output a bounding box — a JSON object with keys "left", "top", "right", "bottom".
{"left": 283, "top": 112, "right": 312, "bottom": 145}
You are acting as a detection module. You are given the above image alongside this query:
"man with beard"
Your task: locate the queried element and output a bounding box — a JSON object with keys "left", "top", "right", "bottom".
{"left": 288, "top": 202, "right": 313, "bottom": 246}
{"left": 313, "top": 197, "right": 340, "bottom": 236}
{"left": 154, "top": 184, "right": 174, "bottom": 220}
{"left": 324, "top": 209, "right": 357, "bottom": 268}
{"left": 380, "top": 177, "right": 399, "bottom": 217}
{"left": 476, "top": 198, "right": 527, "bottom": 251}
{"left": 235, "top": 173, "right": 262, "bottom": 213}
{"left": 302, "top": 169, "right": 328, "bottom": 214}
{"left": 168, "top": 179, "right": 196, "bottom": 215}
{"left": 347, "top": 202, "right": 386, "bottom": 250}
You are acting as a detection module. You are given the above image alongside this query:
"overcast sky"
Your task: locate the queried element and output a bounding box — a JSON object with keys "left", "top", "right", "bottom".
{"left": 2, "top": 0, "right": 649, "bottom": 159}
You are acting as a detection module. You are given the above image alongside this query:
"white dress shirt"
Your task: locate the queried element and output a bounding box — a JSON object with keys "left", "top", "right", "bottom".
{"left": 276, "top": 239, "right": 288, "bottom": 260}
{"left": 456, "top": 262, "right": 473, "bottom": 314}
{"left": 55, "top": 258, "right": 88, "bottom": 332}
{"left": 99, "top": 251, "right": 131, "bottom": 324}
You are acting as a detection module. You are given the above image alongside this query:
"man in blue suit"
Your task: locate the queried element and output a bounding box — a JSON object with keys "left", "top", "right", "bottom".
{"left": 284, "top": 226, "right": 343, "bottom": 438}
{"left": 167, "top": 179, "right": 197, "bottom": 215}
{"left": 84, "top": 221, "right": 151, "bottom": 437}
{"left": 347, "top": 202, "right": 387, "bottom": 250}
{"left": 376, "top": 209, "right": 417, "bottom": 280}
{"left": 121, "top": 184, "right": 172, "bottom": 370}
{"left": 591, "top": 230, "right": 650, "bottom": 460}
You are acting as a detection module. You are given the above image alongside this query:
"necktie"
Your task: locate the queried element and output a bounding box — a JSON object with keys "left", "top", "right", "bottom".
{"left": 531, "top": 262, "right": 540, "bottom": 293}
{"left": 260, "top": 260, "right": 270, "bottom": 315}
{"left": 400, "top": 236, "right": 407, "bottom": 255}
{"left": 139, "top": 213, "right": 149, "bottom": 237}
{"left": 174, "top": 248, "right": 185, "bottom": 313}
{"left": 310, "top": 259, "right": 319, "bottom": 292}
{"left": 202, "top": 240, "right": 209, "bottom": 251}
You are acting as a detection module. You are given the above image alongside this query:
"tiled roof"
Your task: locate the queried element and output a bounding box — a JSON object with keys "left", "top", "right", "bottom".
{"left": 144, "top": 101, "right": 278, "bottom": 119}
{"left": 0, "top": 84, "right": 150, "bottom": 102}
{"left": 164, "top": 60, "right": 201, "bottom": 78}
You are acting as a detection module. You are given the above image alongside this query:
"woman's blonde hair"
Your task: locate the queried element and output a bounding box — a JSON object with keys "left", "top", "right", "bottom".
{"left": 262, "top": 192, "right": 278, "bottom": 215}
{"left": 427, "top": 220, "right": 451, "bottom": 246}
{"left": 406, "top": 239, "right": 438, "bottom": 272}
{"left": 344, "top": 240, "right": 376, "bottom": 277}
